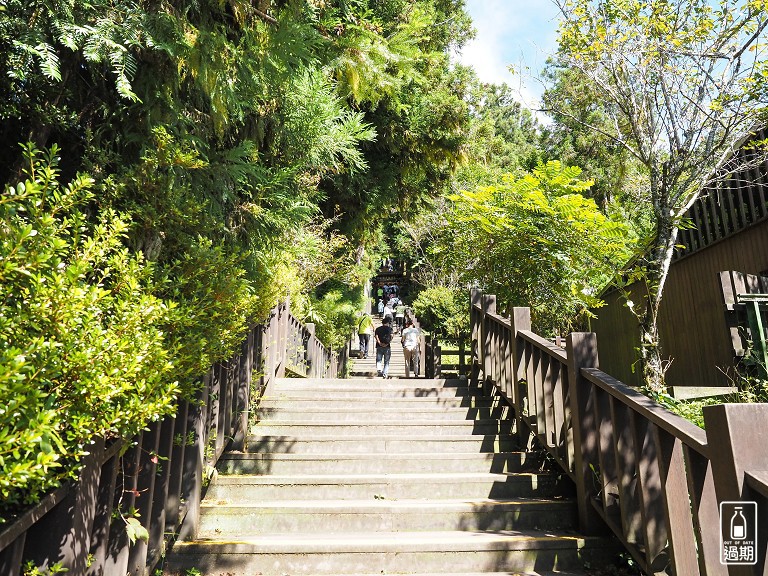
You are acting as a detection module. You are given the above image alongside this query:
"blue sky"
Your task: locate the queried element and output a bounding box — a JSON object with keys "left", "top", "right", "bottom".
{"left": 456, "top": 0, "right": 561, "bottom": 110}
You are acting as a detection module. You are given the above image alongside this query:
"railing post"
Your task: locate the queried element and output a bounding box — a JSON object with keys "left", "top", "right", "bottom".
{"left": 127, "top": 421, "right": 161, "bottom": 575}
{"left": 481, "top": 294, "right": 497, "bottom": 383}
{"left": 164, "top": 400, "right": 189, "bottom": 533}
{"left": 510, "top": 308, "right": 531, "bottom": 446}
{"left": 566, "top": 332, "right": 603, "bottom": 534}
{"left": 704, "top": 404, "right": 768, "bottom": 576}
{"left": 86, "top": 443, "right": 120, "bottom": 576}
{"left": 470, "top": 289, "right": 483, "bottom": 386}
{"left": 147, "top": 417, "right": 175, "bottom": 569}
{"left": 232, "top": 328, "right": 254, "bottom": 451}
{"left": 0, "top": 535, "right": 24, "bottom": 576}
{"left": 413, "top": 317, "right": 426, "bottom": 379}
{"left": 277, "top": 302, "right": 289, "bottom": 378}
{"left": 102, "top": 436, "right": 143, "bottom": 574}
{"left": 306, "top": 322, "right": 317, "bottom": 378}
{"left": 23, "top": 437, "right": 106, "bottom": 574}
{"left": 704, "top": 404, "right": 768, "bottom": 500}
{"left": 179, "top": 372, "right": 210, "bottom": 541}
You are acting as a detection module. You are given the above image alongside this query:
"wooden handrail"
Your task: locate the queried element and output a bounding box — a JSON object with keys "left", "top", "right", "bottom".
{"left": 470, "top": 289, "right": 768, "bottom": 575}
{"left": 0, "top": 301, "right": 346, "bottom": 575}
{"left": 581, "top": 367, "right": 709, "bottom": 454}
{"left": 519, "top": 329, "right": 569, "bottom": 363}
{"left": 745, "top": 470, "right": 768, "bottom": 498}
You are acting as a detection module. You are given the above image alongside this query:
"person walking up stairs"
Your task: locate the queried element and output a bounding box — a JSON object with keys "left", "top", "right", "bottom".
{"left": 374, "top": 316, "right": 394, "bottom": 378}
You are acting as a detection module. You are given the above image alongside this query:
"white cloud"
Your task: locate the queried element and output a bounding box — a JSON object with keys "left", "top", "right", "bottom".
{"left": 456, "top": 0, "right": 560, "bottom": 111}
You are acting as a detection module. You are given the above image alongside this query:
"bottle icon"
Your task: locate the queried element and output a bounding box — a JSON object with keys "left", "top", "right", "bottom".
{"left": 731, "top": 506, "right": 747, "bottom": 540}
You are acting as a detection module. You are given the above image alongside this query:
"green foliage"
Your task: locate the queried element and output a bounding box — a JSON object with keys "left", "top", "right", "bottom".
{"left": 456, "top": 78, "right": 542, "bottom": 187}
{"left": 0, "top": 146, "right": 175, "bottom": 520}
{"left": 158, "top": 238, "right": 255, "bottom": 389}
{"left": 122, "top": 512, "right": 150, "bottom": 545}
{"left": 307, "top": 281, "right": 366, "bottom": 350}
{"left": 646, "top": 391, "right": 721, "bottom": 429}
{"left": 647, "top": 351, "right": 768, "bottom": 428}
{"left": 318, "top": 2, "right": 473, "bottom": 243}
{"left": 541, "top": 63, "right": 647, "bottom": 218}
{"left": 281, "top": 69, "right": 376, "bottom": 175}
{"left": 411, "top": 287, "right": 469, "bottom": 342}
{"left": 23, "top": 561, "right": 68, "bottom": 576}
{"left": 428, "top": 161, "right": 635, "bottom": 333}
{"left": 0, "top": 0, "right": 474, "bottom": 519}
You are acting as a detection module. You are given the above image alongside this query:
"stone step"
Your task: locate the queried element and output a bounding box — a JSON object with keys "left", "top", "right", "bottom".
{"left": 256, "top": 394, "right": 499, "bottom": 408}
{"left": 166, "top": 570, "right": 585, "bottom": 576}
{"left": 244, "top": 433, "right": 521, "bottom": 454}
{"left": 204, "top": 472, "right": 571, "bottom": 501}
{"left": 263, "top": 386, "right": 485, "bottom": 400}
{"left": 217, "top": 451, "right": 545, "bottom": 475}
{"left": 163, "top": 373, "right": 619, "bottom": 575}
{"left": 271, "top": 377, "right": 470, "bottom": 389}
{"left": 253, "top": 406, "right": 509, "bottom": 422}
{"left": 249, "top": 419, "right": 514, "bottom": 436}
{"left": 197, "top": 498, "right": 578, "bottom": 536}
{"left": 164, "top": 530, "right": 612, "bottom": 575}
{"left": 172, "top": 573, "right": 581, "bottom": 576}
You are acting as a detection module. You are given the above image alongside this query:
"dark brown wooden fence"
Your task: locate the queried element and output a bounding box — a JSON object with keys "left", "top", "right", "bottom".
{"left": 675, "top": 129, "right": 768, "bottom": 263}
{"left": 0, "top": 302, "right": 345, "bottom": 576}
{"left": 472, "top": 289, "right": 768, "bottom": 576}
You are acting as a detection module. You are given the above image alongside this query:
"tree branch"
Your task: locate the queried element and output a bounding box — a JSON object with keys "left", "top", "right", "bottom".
{"left": 255, "top": 8, "right": 278, "bottom": 27}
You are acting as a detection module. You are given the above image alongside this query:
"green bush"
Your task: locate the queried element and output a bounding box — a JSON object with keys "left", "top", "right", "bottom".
{"left": 308, "top": 281, "right": 365, "bottom": 350}
{"left": 0, "top": 145, "right": 176, "bottom": 520}
{"left": 411, "top": 286, "right": 469, "bottom": 342}
{"left": 158, "top": 238, "right": 255, "bottom": 389}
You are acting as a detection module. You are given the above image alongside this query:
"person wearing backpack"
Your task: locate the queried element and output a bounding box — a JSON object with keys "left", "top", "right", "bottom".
{"left": 374, "top": 316, "right": 394, "bottom": 378}
{"left": 357, "top": 312, "right": 374, "bottom": 359}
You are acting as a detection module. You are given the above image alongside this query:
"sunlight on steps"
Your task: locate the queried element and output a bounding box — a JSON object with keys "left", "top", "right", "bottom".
{"left": 163, "top": 376, "right": 620, "bottom": 576}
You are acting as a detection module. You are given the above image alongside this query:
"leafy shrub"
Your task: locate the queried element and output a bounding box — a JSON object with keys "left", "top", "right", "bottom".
{"left": 428, "top": 161, "right": 634, "bottom": 334}
{"left": 308, "top": 281, "right": 365, "bottom": 350}
{"left": 0, "top": 145, "right": 175, "bottom": 521}
{"left": 647, "top": 391, "right": 722, "bottom": 429}
{"left": 411, "top": 286, "right": 469, "bottom": 342}
{"left": 158, "top": 238, "right": 255, "bottom": 390}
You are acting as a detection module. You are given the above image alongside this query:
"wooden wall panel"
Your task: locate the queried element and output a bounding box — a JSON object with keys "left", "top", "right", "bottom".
{"left": 591, "top": 220, "right": 768, "bottom": 389}
{"left": 589, "top": 286, "right": 643, "bottom": 388}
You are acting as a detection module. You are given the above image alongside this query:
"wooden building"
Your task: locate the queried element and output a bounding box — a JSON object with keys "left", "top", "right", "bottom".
{"left": 590, "top": 145, "right": 768, "bottom": 392}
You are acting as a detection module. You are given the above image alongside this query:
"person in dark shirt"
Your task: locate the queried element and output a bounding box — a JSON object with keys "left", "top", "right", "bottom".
{"left": 374, "top": 316, "right": 394, "bottom": 378}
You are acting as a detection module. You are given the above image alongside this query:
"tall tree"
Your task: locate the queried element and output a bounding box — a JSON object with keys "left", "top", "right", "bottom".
{"left": 541, "top": 64, "right": 645, "bottom": 214}
{"left": 457, "top": 77, "right": 542, "bottom": 187}
{"left": 408, "top": 161, "right": 634, "bottom": 333}
{"left": 0, "top": 0, "right": 476, "bottom": 516}
{"left": 318, "top": 0, "right": 474, "bottom": 245}
{"left": 553, "top": 0, "right": 768, "bottom": 391}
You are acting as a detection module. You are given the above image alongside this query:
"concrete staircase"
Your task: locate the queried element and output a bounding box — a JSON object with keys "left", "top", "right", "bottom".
{"left": 164, "top": 377, "right": 618, "bottom": 575}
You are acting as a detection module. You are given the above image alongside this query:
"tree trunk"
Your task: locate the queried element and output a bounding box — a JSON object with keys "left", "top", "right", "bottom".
{"left": 637, "top": 204, "right": 679, "bottom": 394}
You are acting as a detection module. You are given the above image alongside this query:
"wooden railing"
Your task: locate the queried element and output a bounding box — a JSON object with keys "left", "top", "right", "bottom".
{"left": 0, "top": 301, "right": 345, "bottom": 576}
{"left": 471, "top": 289, "right": 768, "bottom": 576}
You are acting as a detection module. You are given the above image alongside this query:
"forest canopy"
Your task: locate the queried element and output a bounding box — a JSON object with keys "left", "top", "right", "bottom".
{"left": 0, "top": 0, "right": 474, "bottom": 519}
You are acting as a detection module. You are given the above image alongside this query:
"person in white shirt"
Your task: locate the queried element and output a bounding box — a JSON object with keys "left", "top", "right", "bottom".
{"left": 382, "top": 302, "right": 395, "bottom": 324}
{"left": 400, "top": 320, "right": 420, "bottom": 378}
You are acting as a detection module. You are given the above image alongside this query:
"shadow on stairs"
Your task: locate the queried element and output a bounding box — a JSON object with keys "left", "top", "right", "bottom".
{"left": 162, "top": 376, "right": 627, "bottom": 576}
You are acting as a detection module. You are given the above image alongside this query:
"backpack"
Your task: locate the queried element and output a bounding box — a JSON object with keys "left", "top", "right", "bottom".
{"left": 378, "top": 327, "right": 393, "bottom": 346}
